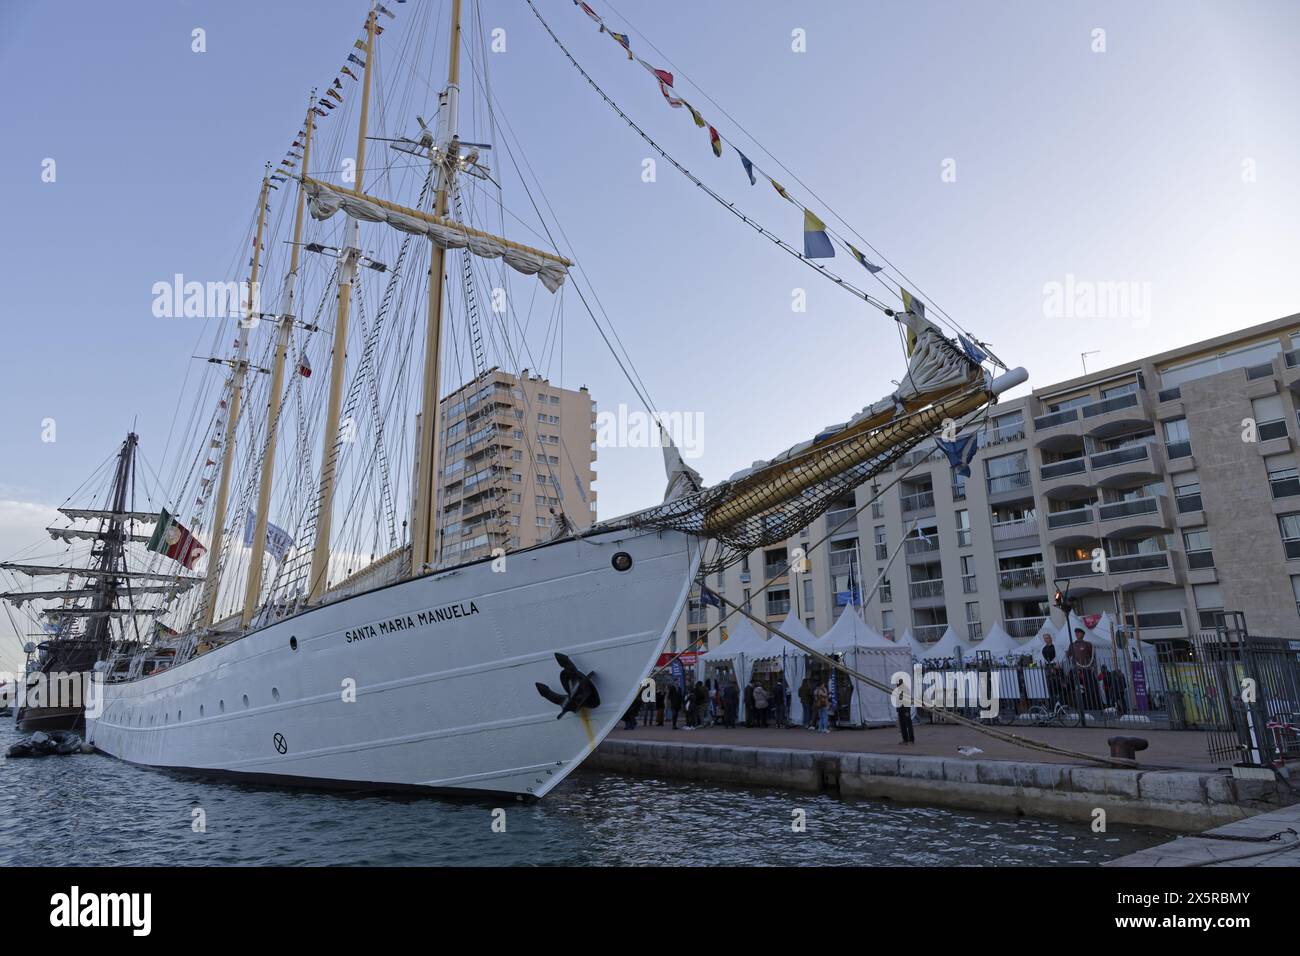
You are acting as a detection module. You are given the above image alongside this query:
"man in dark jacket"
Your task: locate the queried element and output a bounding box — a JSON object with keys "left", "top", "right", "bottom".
{"left": 667, "top": 683, "right": 683, "bottom": 729}
{"left": 743, "top": 680, "right": 756, "bottom": 727}
{"left": 722, "top": 681, "right": 739, "bottom": 727}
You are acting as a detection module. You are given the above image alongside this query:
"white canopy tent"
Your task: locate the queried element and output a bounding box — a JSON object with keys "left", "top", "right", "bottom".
{"left": 898, "top": 628, "right": 928, "bottom": 660}
{"left": 816, "top": 609, "right": 912, "bottom": 725}
{"left": 966, "top": 622, "right": 1022, "bottom": 662}
{"left": 920, "top": 626, "right": 971, "bottom": 662}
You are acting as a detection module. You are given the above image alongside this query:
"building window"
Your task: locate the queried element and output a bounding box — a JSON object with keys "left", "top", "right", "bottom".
{"left": 873, "top": 525, "right": 887, "bottom": 561}
{"left": 1163, "top": 417, "right": 1191, "bottom": 459}
{"left": 881, "top": 609, "right": 895, "bottom": 639}
{"left": 985, "top": 450, "right": 1030, "bottom": 495}
{"left": 1280, "top": 513, "right": 1300, "bottom": 560}
{"left": 802, "top": 578, "right": 815, "bottom": 614}
{"left": 743, "top": 588, "right": 752, "bottom": 613}
{"left": 1267, "top": 459, "right": 1300, "bottom": 499}
{"left": 766, "top": 589, "right": 791, "bottom": 616}
{"left": 965, "top": 601, "right": 981, "bottom": 640}
{"left": 1173, "top": 478, "right": 1202, "bottom": 513}
{"left": 1183, "top": 528, "right": 1214, "bottom": 569}
{"left": 955, "top": 509, "right": 972, "bottom": 547}
{"left": 879, "top": 577, "right": 892, "bottom": 603}
{"left": 1253, "top": 395, "right": 1289, "bottom": 442}
{"left": 961, "top": 555, "right": 977, "bottom": 593}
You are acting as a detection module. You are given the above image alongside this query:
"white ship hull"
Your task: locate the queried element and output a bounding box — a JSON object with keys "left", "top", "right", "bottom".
{"left": 87, "top": 528, "right": 700, "bottom": 798}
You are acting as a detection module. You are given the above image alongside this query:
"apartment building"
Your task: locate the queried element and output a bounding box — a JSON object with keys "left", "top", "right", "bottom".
{"left": 435, "top": 368, "right": 597, "bottom": 565}
{"left": 670, "top": 314, "right": 1300, "bottom": 656}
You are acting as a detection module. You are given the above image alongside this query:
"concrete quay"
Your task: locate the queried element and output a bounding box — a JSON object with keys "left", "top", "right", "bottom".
{"left": 589, "top": 725, "right": 1295, "bottom": 832}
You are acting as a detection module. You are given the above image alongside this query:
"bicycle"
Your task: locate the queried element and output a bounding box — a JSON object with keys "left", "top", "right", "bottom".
{"left": 1026, "top": 700, "right": 1080, "bottom": 727}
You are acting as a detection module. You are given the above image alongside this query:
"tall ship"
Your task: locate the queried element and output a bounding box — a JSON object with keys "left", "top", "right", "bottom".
{"left": 6, "top": 1, "right": 1023, "bottom": 797}
{"left": 1, "top": 434, "right": 202, "bottom": 732}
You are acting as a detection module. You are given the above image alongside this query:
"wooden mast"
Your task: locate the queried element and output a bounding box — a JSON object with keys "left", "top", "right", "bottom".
{"left": 410, "top": 0, "right": 462, "bottom": 576}
{"left": 199, "top": 172, "right": 271, "bottom": 627}
{"left": 308, "top": 9, "right": 377, "bottom": 603}
{"left": 241, "top": 97, "right": 315, "bottom": 627}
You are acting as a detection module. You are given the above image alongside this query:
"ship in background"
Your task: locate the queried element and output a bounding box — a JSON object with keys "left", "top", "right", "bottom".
{"left": 6, "top": 0, "right": 1023, "bottom": 796}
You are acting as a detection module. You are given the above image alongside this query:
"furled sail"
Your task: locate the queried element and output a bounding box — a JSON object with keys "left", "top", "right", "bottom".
{"left": 1, "top": 584, "right": 188, "bottom": 606}
{"left": 0, "top": 563, "right": 200, "bottom": 585}
{"left": 58, "top": 508, "right": 161, "bottom": 523}
{"left": 47, "top": 527, "right": 151, "bottom": 544}
{"left": 300, "top": 177, "right": 572, "bottom": 292}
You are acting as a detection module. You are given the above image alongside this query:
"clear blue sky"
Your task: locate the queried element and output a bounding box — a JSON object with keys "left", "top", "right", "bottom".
{"left": 2, "top": 0, "right": 1297, "bottom": 669}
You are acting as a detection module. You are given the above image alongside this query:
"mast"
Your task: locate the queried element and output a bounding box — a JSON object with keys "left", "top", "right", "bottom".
{"left": 199, "top": 174, "right": 271, "bottom": 627}
{"left": 410, "top": 0, "right": 463, "bottom": 577}
{"left": 242, "top": 97, "right": 315, "bottom": 627}
{"left": 86, "top": 433, "right": 138, "bottom": 650}
{"left": 308, "top": 8, "right": 377, "bottom": 603}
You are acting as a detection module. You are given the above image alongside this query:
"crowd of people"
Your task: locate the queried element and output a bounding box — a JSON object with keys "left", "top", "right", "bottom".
{"left": 621, "top": 673, "right": 853, "bottom": 735}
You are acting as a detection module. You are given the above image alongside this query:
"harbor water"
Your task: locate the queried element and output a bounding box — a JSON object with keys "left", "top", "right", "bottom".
{"left": 0, "top": 726, "right": 1170, "bottom": 866}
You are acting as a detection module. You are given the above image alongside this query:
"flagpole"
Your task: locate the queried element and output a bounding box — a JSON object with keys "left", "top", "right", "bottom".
{"left": 198, "top": 173, "right": 271, "bottom": 629}
{"left": 309, "top": 8, "right": 377, "bottom": 603}
{"left": 242, "top": 96, "right": 315, "bottom": 627}
{"left": 859, "top": 519, "right": 917, "bottom": 615}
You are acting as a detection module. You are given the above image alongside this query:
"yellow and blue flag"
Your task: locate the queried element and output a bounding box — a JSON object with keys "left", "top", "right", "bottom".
{"left": 847, "top": 243, "right": 884, "bottom": 274}
{"left": 803, "top": 209, "right": 834, "bottom": 259}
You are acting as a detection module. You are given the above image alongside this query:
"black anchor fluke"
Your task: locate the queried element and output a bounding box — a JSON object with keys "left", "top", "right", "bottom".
{"left": 535, "top": 652, "right": 600, "bottom": 719}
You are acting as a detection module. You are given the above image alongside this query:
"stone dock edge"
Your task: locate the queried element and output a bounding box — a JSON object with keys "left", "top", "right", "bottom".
{"left": 584, "top": 740, "right": 1293, "bottom": 832}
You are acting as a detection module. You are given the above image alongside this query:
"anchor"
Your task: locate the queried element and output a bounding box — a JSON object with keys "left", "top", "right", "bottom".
{"left": 535, "top": 652, "right": 600, "bottom": 719}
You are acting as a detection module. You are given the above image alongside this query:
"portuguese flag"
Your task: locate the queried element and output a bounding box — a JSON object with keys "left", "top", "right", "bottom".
{"left": 147, "top": 509, "right": 206, "bottom": 569}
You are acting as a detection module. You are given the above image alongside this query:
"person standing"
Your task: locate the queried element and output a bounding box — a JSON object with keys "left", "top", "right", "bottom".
{"left": 814, "top": 682, "right": 830, "bottom": 733}
{"left": 798, "top": 678, "right": 813, "bottom": 729}
{"left": 894, "top": 678, "right": 915, "bottom": 744}
{"left": 655, "top": 683, "right": 666, "bottom": 726}
{"left": 723, "top": 680, "right": 740, "bottom": 728}
{"left": 692, "top": 680, "right": 708, "bottom": 729}
{"left": 753, "top": 681, "right": 770, "bottom": 728}
{"left": 667, "top": 682, "right": 682, "bottom": 729}
{"left": 743, "top": 680, "right": 756, "bottom": 728}
{"left": 772, "top": 675, "right": 788, "bottom": 729}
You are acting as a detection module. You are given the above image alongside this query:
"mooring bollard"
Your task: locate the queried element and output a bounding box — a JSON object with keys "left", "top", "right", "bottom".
{"left": 1107, "top": 736, "right": 1149, "bottom": 761}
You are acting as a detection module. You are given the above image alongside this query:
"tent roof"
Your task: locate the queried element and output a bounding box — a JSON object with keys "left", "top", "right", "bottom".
{"left": 921, "top": 626, "right": 971, "bottom": 660}
{"left": 700, "top": 615, "right": 763, "bottom": 660}
{"left": 763, "top": 611, "right": 817, "bottom": 658}
{"left": 819, "top": 608, "right": 899, "bottom": 651}
{"left": 967, "top": 622, "right": 1021, "bottom": 657}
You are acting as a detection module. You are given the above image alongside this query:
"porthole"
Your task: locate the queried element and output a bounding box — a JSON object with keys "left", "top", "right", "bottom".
{"left": 611, "top": 551, "right": 633, "bottom": 572}
{"left": 242, "top": 694, "right": 249, "bottom": 708}
{"left": 272, "top": 687, "right": 280, "bottom": 702}
{"left": 289, "top": 635, "right": 298, "bottom": 651}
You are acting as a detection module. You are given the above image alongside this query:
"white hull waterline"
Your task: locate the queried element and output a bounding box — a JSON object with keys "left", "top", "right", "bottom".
{"left": 87, "top": 528, "right": 700, "bottom": 798}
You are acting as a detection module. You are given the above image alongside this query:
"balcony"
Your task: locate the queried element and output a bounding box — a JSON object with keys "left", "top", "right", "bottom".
{"left": 765, "top": 599, "right": 791, "bottom": 616}
{"left": 991, "top": 515, "right": 1039, "bottom": 545}
{"left": 1080, "top": 390, "right": 1150, "bottom": 438}
{"left": 1096, "top": 494, "right": 1172, "bottom": 538}
{"left": 1107, "top": 549, "right": 1179, "bottom": 587}
{"left": 1040, "top": 457, "right": 1087, "bottom": 481}
{"left": 874, "top": 543, "right": 889, "bottom": 561}
{"left": 904, "top": 536, "right": 941, "bottom": 559}
{"left": 1053, "top": 558, "right": 1102, "bottom": 581}
{"left": 908, "top": 578, "right": 945, "bottom": 602}
{"left": 764, "top": 563, "right": 789, "bottom": 580}
{"left": 825, "top": 507, "right": 859, "bottom": 532}
{"left": 1045, "top": 505, "right": 1093, "bottom": 536}
{"left": 984, "top": 421, "right": 1026, "bottom": 445}
{"left": 912, "top": 623, "right": 948, "bottom": 644}
{"left": 1004, "top": 616, "right": 1047, "bottom": 639}
{"left": 998, "top": 566, "right": 1046, "bottom": 592}
{"left": 1033, "top": 407, "right": 1080, "bottom": 432}
{"left": 1089, "top": 442, "right": 1163, "bottom": 485}
{"left": 986, "top": 471, "right": 1033, "bottom": 502}
{"left": 901, "top": 490, "right": 936, "bottom": 514}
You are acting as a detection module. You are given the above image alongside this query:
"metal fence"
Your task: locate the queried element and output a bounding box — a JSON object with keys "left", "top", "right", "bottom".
{"left": 1155, "top": 621, "right": 1300, "bottom": 767}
